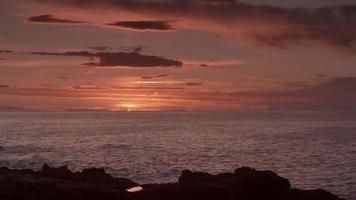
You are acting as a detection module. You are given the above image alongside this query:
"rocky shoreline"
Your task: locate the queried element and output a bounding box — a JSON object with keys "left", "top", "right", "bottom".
{"left": 0, "top": 164, "right": 344, "bottom": 200}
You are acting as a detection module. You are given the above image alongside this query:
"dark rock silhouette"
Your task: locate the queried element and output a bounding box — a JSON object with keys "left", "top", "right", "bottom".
{"left": 0, "top": 165, "right": 344, "bottom": 200}
{"left": 179, "top": 167, "right": 291, "bottom": 193}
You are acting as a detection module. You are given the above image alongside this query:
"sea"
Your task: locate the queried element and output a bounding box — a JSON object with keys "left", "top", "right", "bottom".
{"left": 0, "top": 111, "right": 355, "bottom": 199}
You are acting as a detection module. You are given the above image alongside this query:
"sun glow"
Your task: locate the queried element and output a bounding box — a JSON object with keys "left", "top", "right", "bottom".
{"left": 116, "top": 102, "right": 142, "bottom": 111}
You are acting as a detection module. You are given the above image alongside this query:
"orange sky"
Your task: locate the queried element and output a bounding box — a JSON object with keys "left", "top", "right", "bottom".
{"left": 1, "top": 0, "right": 356, "bottom": 111}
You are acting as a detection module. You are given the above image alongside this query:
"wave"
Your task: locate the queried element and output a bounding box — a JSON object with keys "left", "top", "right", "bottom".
{"left": 0, "top": 145, "right": 54, "bottom": 154}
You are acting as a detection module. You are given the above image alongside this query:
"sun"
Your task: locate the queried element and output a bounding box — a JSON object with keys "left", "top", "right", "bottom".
{"left": 116, "top": 103, "right": 142, "bottom": 112}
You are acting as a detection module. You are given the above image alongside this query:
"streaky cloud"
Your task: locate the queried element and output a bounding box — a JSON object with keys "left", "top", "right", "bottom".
{"left": 141, "top": 74, "right": 169, "bottom": 79}
{"left": 28, "top": 14, "right": 87, "bottom": 24}
{"left": 0, "top": 106, "right": 27, "bottom": 112}
{"left": 32, "top": 50, "right": 183, "bottom": 67}
{"left": 108, "top": 20, "right": 175, "bottom": 31}
{"left": 32, "top": 51, "right": 95, "bottom": 57}
{"left": 0, "top": 50, "right": 13, "bottom": 54}
{"left": 89, "top": 46, "right": 112, "bottom": 51}
{"left": 93, "top": 52, "right": 183, "bottom": 67}
{"left": 1, "top": 77, "right": 356, "bottom": 110}
{"left": 0, "top": 84, "right": 10, "bottom": 88}
{"left": 185, "top": 82, "right": 203, "bottom": 86}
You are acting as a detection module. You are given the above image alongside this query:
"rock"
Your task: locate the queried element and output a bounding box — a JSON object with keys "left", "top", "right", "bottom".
{"left": 178, "top": 170, "right": 235, "bottom": 190}
{"left": 38, "top": 165, "right": 139, "bottom": 190}
{"left": 78, "top": 168, "right": 139, "bottom": 189}
{"left": 179, "top": 167, "right": 291, "bottom": 193}
{"left": 82, "top": 168, "right": 106, "bottom": 176}
{"left": 234, "top": 167, "right": 291, "bottom": 192}
{"left": 0, "top": 164, "right": 345, "bottom": 200}
{"left": 80, "top": 168, "right": 111, "bottom": 182}
{"left": 40, "top": 164, "right": 72, "bottom": 180}
{"left": 179, "top": 170, "right": 217, "bottom": 184}
{"left": 0, "top": 167, "right": 9, "bottom": 173}
{"left": 17, "top": 169, "right": 37, "bottom": 175}
{"left": 291, "top": 189, "right": 344, "bottom": 200}
{"left": 115, "top": 177, "right": 140, "bottom": 189}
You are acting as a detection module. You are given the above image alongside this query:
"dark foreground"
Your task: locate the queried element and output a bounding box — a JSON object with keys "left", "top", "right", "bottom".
{"left": 0, "top": 165, "right": 344, "bottom": 200}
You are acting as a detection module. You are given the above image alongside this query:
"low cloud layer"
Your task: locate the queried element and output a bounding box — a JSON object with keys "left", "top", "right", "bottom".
{"left": 2, "top": 77, "right": 356, "bottom": 111}
{"left": 0, "top": 106, "right": 27, "bottom": 112}
{"left": 185, "top": 82, "right": 204, "bottom": 86}
{"left": 234, "top": 77, "right": 356, "bottom": 110}
{"left": 35, "top": 0, "right": 356, "bottom": 51}
{"left": 93, "top": 52, "right": 183, "bottom": 67}
{"left": 108, "top": 20, "right": 175, "bottom": 31}
{"left": 0, "top": 50, "right": 13, "bottom": 53}
{"left": 32, "top": 50, "right": 183, "bottom": 67}
{"left": 89, "top": 46, "right": 112, "bottom": 51}
{"left": 32, "top": 51, "right": 95, "bottom": 57}
{"left": 0, "top": 85, "right": 10, "bottom": 88}
{"left": 141, "top": 74, "right": 169, "bottom": 79}
{"left": 28, "top": 14, "right": 86, "bottom": 24}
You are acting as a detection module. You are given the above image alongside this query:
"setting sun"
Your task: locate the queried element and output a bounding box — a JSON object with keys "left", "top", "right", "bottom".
{"left": 116, "top": 102, "right": 142, "bottom": 111}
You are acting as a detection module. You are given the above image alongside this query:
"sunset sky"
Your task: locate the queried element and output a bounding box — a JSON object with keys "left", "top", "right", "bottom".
{"left": 1, "top": 0, "right": 356, "bottom": 111}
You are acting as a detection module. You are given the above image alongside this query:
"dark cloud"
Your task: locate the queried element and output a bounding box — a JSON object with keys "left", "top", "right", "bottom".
{"left": 66, "top": 108, "right": 112, "bottom": 112}
{"left": 185, "top": 82, "right": 204, "bottom": 86}
{"left": 131, "top": 46, "right": 144, "bottom": 53}
{"left": 108, "top": 20, "right": 175, "bottom": 31}
{"left": 36, "top": 0, "right": 356, "bottom": 51}
{"left": 0, "top": 106, "right": 27, "bottom": 112}
{"left": 141, "top": 74, "right": 169, "bottom": 79}
{"left": 0, "top": 84, "right": 10, "bottom": 88}
{"left": 93, "top": 52, "right": 183, "bottom": 67}
{"left": 89, "top": 46, "right": 112, "bottom": 51}
{"left": 33, "top": 50, "right": 183, "bottom": 67}
{"left": 0, "top": 50, "right": 13, "bottom": 53}
{"left": 32, "top": 51, "right": 95, "bottom": 57}
{"left": 72, "top": 85, "right": 107, "bottom": 90}
{"left": 28, "top": 14, "right": 86, "bottom": 24}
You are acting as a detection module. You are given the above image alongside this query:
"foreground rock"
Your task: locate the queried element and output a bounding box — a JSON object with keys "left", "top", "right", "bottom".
{"left": 0, "top": 165, "right": 344, "bottom": 200}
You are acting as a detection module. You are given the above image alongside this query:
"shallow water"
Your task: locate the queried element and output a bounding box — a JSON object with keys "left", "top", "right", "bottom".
{"left": 0, "top": 111, "right": 355, "bottom": 199}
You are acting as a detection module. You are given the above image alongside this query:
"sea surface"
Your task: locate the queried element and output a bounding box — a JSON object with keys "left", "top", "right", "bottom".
{"left": 0, "top": 111, "right": 355, "bottom": 199}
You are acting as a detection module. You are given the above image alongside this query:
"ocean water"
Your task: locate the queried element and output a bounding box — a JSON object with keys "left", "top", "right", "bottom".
{"left": 0, "top": 111, "right": 355, "bottom": 199}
